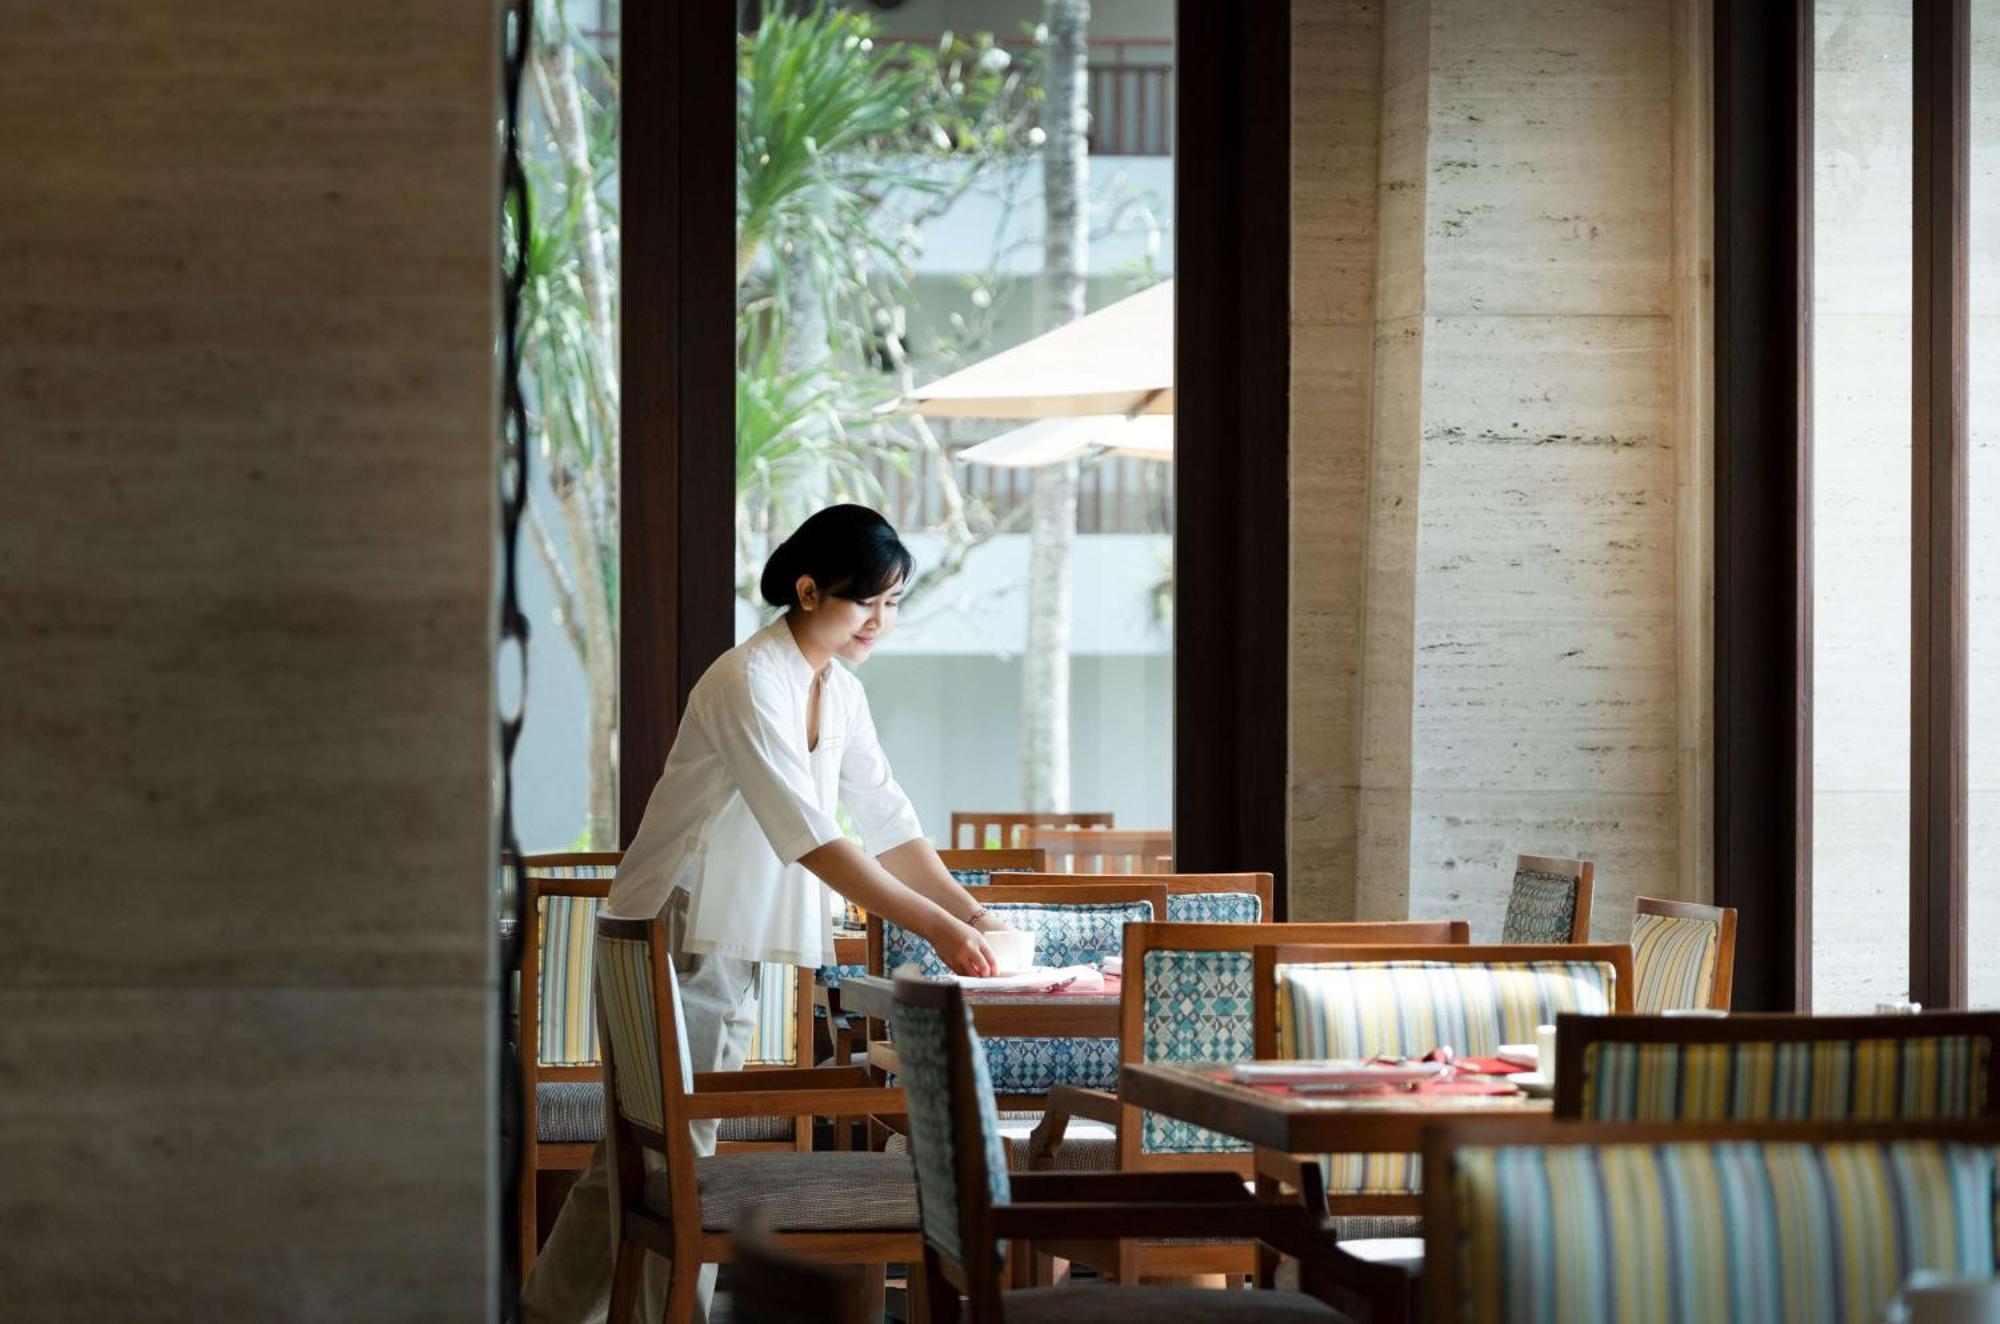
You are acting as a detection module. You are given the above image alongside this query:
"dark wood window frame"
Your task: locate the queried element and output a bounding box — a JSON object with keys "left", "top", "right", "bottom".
{"left": 1715, "top": 0, "right": 1971, "bottom": 1010}
{"left": 619, "top": 4, "right": 1293, "bottom": 910}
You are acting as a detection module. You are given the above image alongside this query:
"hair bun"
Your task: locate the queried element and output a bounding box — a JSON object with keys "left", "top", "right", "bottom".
{"left": 758, "top": 538, "right": 799, "bottom": 609}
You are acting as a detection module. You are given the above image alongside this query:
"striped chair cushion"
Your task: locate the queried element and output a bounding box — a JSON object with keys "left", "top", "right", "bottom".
{"left": 595, "top": 933, "right": 697, "bottom": 1132}
{"left": 538, "top": 894, "right": 604, "bottom": 1066}
{"left": 745, "top": 962, "right": 798, "bottom": 1067}
{"left": 1280, "top": 960, "right": 1617, "bottom": 1195}
{"left": 890, "top": 996, "right": 1013, "bottom": 1265}
{"left": 1165, "top": 891, "right": 1263, "bottom": 924}
{"left": 1630, "top": 912, "right": 1722, "bottom": 1012}
{"left": 1500, "top": 868, "right": 1582, "bottom": 943}
{"left": 1579, "top": 1036, "right": 1993, "bottom": 1122}
{"left": 887, "top": 901, "right": 1151, "bottom": 1093}
{"left": 1448, "top": 1138, "right": 2000, "bottom": 1323}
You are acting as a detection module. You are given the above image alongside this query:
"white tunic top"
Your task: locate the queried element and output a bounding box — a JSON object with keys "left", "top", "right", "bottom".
{"left": 607, "top": 617, "right": 925, "bottom": 967}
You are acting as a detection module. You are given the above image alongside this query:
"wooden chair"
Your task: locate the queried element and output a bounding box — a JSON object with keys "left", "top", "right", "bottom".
{"left": 1628, "top": 895, "right": 1739, "bottom": 1011}
{"left": 518, "top": 869, "right": 615, "bottom": 1275}
{"left": 1498, "top": 853, "right": 1593, "bottom": 942}
{"left": 517, "top": 871, "right": 819, "bottom": 1273}
{"left": 1251, "top": 942, "right": 1633, "bottom": 1216}
{"left": 1025, "top": 827, "right": 1174, "bottom": 875}
{"left": 594, "top": 913, "right": 920, "bottom": 1324}
{"left": 1254, "top": 941, "right": 1633, "bottom": 1321}
{"left": 1553, "top": 1008, "right": 2000, "bottom": 1121}
{"left": 887, "top": 974, "right": 1346, "bottom": 1323}
{"left": 1026, "top": 920, "right": 1469, "bottom": 1286}
{"left": 1418, "top": 1118, "right": 2000, "bottom": 1323}
{"left": 937, "top": 847, "right": 1049, "bottom": 879}
{"left": 950, "top": 811, "right": 1113, "bottom": 850}
{"left": 729, "top": 1212, "right": 874, "bottom": 1324}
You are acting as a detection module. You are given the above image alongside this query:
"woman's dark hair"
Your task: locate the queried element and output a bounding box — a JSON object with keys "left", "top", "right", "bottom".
{"left": 759, "top": 505, "right": 915, "bottom": 610}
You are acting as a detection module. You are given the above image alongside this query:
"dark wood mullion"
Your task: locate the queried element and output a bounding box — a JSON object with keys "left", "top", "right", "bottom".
{"left": 1172, "top": 0, "right": 1291, "bottom": 915}
{"left": 1911, "top": 0, "right": 1971, "bottom": 1010}
{"left": 619, "top": 2, "right": 738, "bottom": 844}
{"left": 1713, "top": 0, "right": 1814, "bottom": 1011}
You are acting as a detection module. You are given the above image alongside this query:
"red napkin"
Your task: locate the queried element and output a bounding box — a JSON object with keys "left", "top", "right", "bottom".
{"left": 1450, "top": 1056, "right": 1536, "bottom": 1077}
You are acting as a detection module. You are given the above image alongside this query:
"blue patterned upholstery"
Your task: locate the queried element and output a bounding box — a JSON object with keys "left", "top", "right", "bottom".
{"left": 890, "top": 992, "right": 1012, "bottom": 1265}
{"left": 1165, "top": 891, "right": 1263, "bottom": 924}
{"left": 1140, "top": 948, "right": 1257, "bottom": 1155}
{"left": 885, "top": 900, "right": 1150, "bottom": 1092}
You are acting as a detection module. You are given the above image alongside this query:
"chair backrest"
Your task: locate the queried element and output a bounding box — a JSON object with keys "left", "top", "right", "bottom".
{"left": 1120, "top": 919, "right": 1470, "bottom": 1167}
{"left": 1422, "top": 1118, "right": 2000, "bottom": 1324}
{"left": 1007, "top": 871, "right": 1274, "bottom": 924}
{"left": 868, "top": 882, "right": 1169, "bottom": 979}
{"left": 1556, "top": 1010, "right": 2000, "bottom": 1123}
{"left": 1253, "top": 942, "right": 1635, "bottom": 1060}
{"left": 949, "top": 812, "right": 1113, "bottom": 850}
{"left": 730, "top": 1212, "right": 873, "bottom": 1324}
{"left": 593, "top": 913, "right": 700, "bottom": 1231}
{"left": 1499, "top": 853, "right": 1594, "bottom": 943}
{"left": 1630, "top": 895, "right": 1738, "bottom": 1011}
{"left": 509, "top": 850, "right": 625, "bottom": 873}
{"left": 888, "top": 975, "right": 1013, "bottom": 1315}
{"left": 1024, "top": 826, "right": 1174, "bottom": 874}
{"left": 937, "top": 848, "right": 1048, "bottom": 884}
{"left": 522, "top": 875, "right": 615, "bottom": 1071}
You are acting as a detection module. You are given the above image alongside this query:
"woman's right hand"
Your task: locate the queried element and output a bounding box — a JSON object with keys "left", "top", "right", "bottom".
{"left": 930, "top": 916, "right": 997, "bottom": 978}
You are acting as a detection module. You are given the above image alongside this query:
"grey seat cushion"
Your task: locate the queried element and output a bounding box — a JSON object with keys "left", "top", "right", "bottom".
{"left": 1004, "top": 1284, "right": 1348, "bottom": 1322}
{"left": 883, "top": 1115, "right": 1118, "bottom": 1172}
{"left": 645, "top": 1152, "right": 919, "bottom": 1232}
{"left": 1325, "top": 1215, "right": 1421, "bottom": 1242}
{"left": 537, "top": 1080, "right": 794, "bottom": 1145}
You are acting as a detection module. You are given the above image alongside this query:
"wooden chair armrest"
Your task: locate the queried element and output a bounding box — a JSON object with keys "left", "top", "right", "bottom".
{"left": 1024, "top": 1085, "right": 1121, "bottom": 1164}
{"left": 692, "top": 1065, "right": 870, "bottom": 1093}
{"left": 866, "top": 1042, "right": 901, "bottom": 1074}
{"left": 1007, "top": 1170, "right": 1253, "bottom": 1204}
{"left": 685, "top": 1086, "right": 905, "bottom": 1119}
{"left": 989, "top": 1200, "right": 1308, "bottom": 1243}
{"left": 1253, "top": 1147, "right": 1329, "bottom": 1217}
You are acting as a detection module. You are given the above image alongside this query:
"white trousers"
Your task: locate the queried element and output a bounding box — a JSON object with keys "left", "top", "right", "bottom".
{"left": 519, "top": 889, "right": 761, "bottom": 1324}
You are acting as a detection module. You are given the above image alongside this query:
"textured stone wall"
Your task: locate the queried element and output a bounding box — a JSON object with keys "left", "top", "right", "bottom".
{"left": 0, "top": 4, "right": 497, "bottom": 1317}
{"left": 1291, "top": 0, "right": 1705, "bottom": 933}
{"left": 1289, "top": 0, "right": 1385, "bottom": 922}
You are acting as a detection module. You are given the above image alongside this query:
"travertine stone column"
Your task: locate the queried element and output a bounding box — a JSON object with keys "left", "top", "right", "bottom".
{"left": 0, "top": 4, "right": 497, "bottom": 1317}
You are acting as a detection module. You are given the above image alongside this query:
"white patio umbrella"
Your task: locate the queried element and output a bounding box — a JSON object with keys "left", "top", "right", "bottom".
{"left": 907, "top": 279, "right": 1173, "bottom": 421}
{"left": 954, "top": 413, "right": 1173, "bottom": 468}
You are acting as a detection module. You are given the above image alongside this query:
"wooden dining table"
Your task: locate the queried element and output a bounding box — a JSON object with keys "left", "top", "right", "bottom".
{"left": 1120, "top": 1060, "right": 1551, "bottom": 1154}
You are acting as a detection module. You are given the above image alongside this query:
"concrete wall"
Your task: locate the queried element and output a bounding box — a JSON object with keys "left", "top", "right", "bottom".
{"left": 0, "top": 4, "right": 496, "bottom": 1317}
{"left": 1290, "top": 0, "right": 1710, "bottom": 935}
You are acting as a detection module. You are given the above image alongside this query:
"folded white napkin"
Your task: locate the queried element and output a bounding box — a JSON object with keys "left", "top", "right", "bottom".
{"left": 953, "top": 964, "right": 1107, "bottom": 994}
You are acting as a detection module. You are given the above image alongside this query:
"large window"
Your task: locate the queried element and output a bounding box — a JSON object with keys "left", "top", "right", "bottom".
{"left": 732, "top": 4, "right": 1175, "bottom": 846}
{"left": 1811, "top": 0, "right": 1913, "bottom": 1012}
{"left": 1796, "top": 0, "right": 1999, "bottom": 1010}
{"left": 515, "top": 1, "right": 622, "bottom": 851}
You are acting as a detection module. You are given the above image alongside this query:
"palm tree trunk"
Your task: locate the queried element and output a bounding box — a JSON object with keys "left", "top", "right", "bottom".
{"left": 1021, "top": 0, "right": 1089, "bottom": 812}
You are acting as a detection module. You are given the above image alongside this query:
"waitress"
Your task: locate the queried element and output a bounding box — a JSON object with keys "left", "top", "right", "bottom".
{"left": 523, "top": 504, "right": 1003, "bottom": 1324}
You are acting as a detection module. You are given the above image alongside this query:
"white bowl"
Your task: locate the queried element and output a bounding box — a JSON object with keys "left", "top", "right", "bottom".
{"left": 984, "top": 928, "right": 1037, "bottom": 975}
